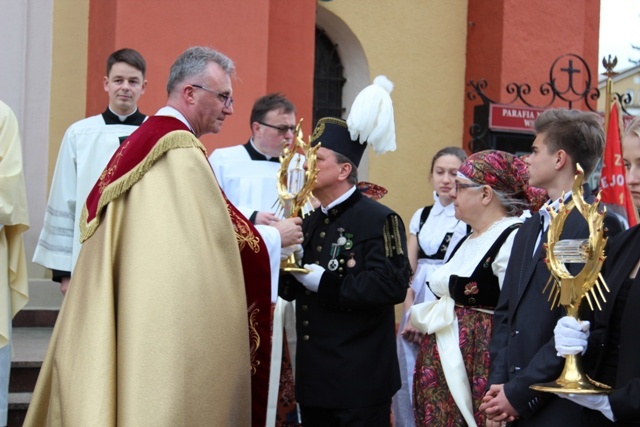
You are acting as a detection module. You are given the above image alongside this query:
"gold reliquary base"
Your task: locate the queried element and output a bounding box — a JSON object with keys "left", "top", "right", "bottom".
{"left": 280, "top": 254, "right": 309, "bottom": 274}
{"left": 530, "top": 354, "right": 612, "bottom": 394}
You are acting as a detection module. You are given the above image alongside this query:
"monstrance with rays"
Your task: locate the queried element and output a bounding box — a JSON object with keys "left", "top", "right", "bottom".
{"left": 275, "top": 119, "right": 319, "bottom": 272}
{"left": 530, "top": 165, "right": 612, "bottom": 394}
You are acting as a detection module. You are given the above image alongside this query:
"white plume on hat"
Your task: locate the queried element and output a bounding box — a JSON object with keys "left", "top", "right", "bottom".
{"left": 346, "top": 75, "right": 396, "bottom": 154}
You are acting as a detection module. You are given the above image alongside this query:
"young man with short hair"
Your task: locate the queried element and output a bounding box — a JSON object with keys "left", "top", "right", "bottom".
{"left": 33, "top": 48, "right": 147, "bottom": 294}
{"left": 481, "top": 108, "right": 624, "bottom": 426}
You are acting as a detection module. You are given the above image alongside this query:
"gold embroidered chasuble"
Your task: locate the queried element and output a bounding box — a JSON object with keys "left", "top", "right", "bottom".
{"left": 24, "top": 118, "right": 263, "bottom": 426}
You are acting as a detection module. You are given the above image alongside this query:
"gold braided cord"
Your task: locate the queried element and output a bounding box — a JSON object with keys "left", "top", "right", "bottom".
{"left": 80, "top": 131, "right": 205, "bottom": 243}
{"left": 383, "top": 214, "right": 404, "bottom": 257}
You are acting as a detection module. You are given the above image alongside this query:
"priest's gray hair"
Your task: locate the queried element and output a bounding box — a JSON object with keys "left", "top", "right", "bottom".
{"left": 166, "top": 46, "right": 235, "bottom": 95}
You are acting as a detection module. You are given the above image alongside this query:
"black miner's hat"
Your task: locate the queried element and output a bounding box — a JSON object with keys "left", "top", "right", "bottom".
{"left": 310, "top": 75, "right": 396, "bottom": 167}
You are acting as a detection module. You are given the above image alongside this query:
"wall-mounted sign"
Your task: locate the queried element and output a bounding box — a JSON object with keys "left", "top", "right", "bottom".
{"left": 489, "top": 104, "right": 546, "bottom": 134}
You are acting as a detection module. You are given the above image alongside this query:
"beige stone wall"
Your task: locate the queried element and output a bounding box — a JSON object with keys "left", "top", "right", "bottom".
{"left": 598, "top": 70, "right": 640, "bottom": 115}
{"left": 318, "top": 1, "right": 469, "bottom": 227}
{"left": 48, "top": 0, "right": 90, "bottom": 185}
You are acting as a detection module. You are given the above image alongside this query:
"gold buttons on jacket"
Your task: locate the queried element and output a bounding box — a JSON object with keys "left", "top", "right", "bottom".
{"left": 303, "top": 335, "right": 310, "bottom": 341}
{"left": 302, "top": 320, "right": 309, "bottom": 327}
{"left": 320, "top": 232, "right": 326, "bottom": 238}
{"left": 316, "top": 246, "right": 322, "bottom": 252}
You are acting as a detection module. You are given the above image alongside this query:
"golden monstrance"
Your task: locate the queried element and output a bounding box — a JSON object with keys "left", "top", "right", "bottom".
{"left": 530, "top": 165, "right": 612, "bottom": 394}
{"left": 275, "top": 119, "right": 319, "bottom": 272}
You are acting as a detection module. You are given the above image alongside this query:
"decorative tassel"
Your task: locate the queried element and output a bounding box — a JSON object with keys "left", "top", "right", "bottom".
{"left": 346, "top": 75, "right": 396, "bottom": 154}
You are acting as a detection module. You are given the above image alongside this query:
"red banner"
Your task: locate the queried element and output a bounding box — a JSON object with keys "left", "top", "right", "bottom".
{"left": 600, "top": 101, "right": 637, "bottom": 227}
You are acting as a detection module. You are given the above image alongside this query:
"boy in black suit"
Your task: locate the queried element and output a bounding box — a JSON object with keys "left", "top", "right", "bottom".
{"left": 481, "top": 109, "right": 624, "bottom": 426}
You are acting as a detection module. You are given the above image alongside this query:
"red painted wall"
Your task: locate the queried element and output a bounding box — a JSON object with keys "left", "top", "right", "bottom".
{"left": 267, "top": 0, "right": 315, "bottom": 137}
{"left": 464, "top": 0, "right": 601, "bottom": 150}
{"left": 86, "top": 1, "right": 117, "bottom": 113}
{"left": 86, "top": 0, "right": 316, "bottom": 154}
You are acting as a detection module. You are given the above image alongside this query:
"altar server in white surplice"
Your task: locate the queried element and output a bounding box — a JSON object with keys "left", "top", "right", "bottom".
{"left": 33, "top": 48, "right": 147, "bottom": 295}
{"left": 209, "top": 93, "right": 303, "bottom": 224}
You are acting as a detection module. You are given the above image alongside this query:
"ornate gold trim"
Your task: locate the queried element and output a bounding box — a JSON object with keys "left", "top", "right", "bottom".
{"left": 247, "top": 303, "right": 261, "bottom": 375}
{"left": 80, "top": 131, "right": 205, "bottom": 242}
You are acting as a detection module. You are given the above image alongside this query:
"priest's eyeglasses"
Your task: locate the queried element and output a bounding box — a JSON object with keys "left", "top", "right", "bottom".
{"left": 257, "top": 121, "right": 297, "bottom": 135}
{"left": 454, "top": 181, "right": 483, "bottom": 192}
{"left": 191, "top": 84, "right": 234, "bottom": 108}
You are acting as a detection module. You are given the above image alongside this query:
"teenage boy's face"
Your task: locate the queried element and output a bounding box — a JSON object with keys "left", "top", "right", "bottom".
{"left": 525, "top": 133, "right": 557, "bottom": 190}
{"left": 104, "top": 62, "right": 147, "bottom": 116}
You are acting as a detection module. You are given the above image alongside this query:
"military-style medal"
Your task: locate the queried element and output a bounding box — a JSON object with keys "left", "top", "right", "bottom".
{"left": 337, "top": 228, "right": 347, "bottom": 246}
{"left": 328, "top": 243, "right": 340, "bottom": 271}
{"left": 344, "top": 232, "right": 354, "bottom": 250}
{"left": 346, "top": 253, "right": 356, "bottom": 268}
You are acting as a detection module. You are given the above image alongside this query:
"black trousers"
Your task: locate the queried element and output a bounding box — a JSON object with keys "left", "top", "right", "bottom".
{"left": 300, "top": 401, "right": 391, "bottom": 427}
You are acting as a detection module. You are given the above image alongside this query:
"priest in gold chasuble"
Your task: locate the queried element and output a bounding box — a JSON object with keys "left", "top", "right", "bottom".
{"left": 24, "top": 47, "right": 279, "bottom": 427}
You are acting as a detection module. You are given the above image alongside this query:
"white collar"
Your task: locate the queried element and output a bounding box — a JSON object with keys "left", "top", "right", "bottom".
{"left": 155, "top": 106, "right": 194, "bottom": 132}
{"left": 321, "top": 186, "right": 357, "bottom": 214}
{"left": 539, "top": 191, "right": 573, "bottom": 231}
{"left": 109, "top": 106, "right": 136, "bottom": 122}
{"left": 431, "top": 191, "right": 456, "bottom": 217}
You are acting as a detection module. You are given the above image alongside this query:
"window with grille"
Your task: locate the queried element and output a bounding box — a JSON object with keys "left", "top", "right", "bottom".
{"left": 313, "top": 28, "right": 346, "bottom": 127}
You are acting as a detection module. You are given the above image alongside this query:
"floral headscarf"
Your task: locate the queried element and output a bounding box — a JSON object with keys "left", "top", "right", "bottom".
{"left": 458, "top": 150, "right": 532, "bottom": 215}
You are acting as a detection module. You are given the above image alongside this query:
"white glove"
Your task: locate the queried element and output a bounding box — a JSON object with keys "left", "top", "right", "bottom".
{"left": 280, "top": 245, "right": 302, "bottom": 261}
{"left": 554, "top": 316, "right": 590, "bottom": 357}
{"left": 294, "top": 244, "right": 303, "bottom": 263}
{"left": 280, "top": 246, "right": 294, "bottom": 262}
{"left": 280, "top": 244, "right": 304, "bottom": 262}
{"left": 556, "top": 393, "right": 614, "bottom": 421}
{"left": 291, "top": 264, "right": 325, "bottom": 293}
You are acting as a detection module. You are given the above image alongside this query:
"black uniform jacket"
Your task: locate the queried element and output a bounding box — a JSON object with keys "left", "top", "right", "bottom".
{"left": 280, "top": 190, "right": 410, "bottom": 408}
{"left": 488, "top": 188, "right": 623, "bottom": 426}
{"left": 582, "top": 225, "right": 640, "bottom": 426}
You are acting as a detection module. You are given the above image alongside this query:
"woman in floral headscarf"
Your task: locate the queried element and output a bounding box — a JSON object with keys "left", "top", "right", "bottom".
{"left": 410, "top": 150, "right": 534, "bottom": 427}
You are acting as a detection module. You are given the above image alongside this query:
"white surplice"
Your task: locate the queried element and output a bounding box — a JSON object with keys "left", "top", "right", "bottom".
{"left": 33, "top": 114, "right": 142, "bottom": 273}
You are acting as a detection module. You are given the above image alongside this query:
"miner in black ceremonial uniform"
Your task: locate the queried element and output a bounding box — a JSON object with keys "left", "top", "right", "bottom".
{"left": 279, "top": 76, "right": 410, "bottom": 427}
